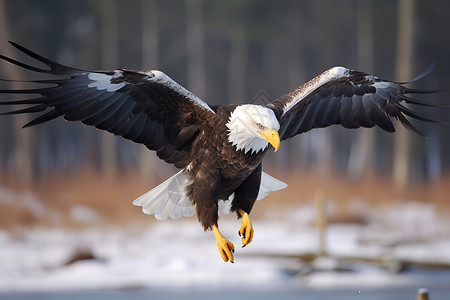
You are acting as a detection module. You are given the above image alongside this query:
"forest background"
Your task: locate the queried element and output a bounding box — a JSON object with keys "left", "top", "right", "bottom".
{"left": 0, "top": 0, "right": 449, "bottom": 228}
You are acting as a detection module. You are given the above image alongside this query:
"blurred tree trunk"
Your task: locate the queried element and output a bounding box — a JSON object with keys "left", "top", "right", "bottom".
{"left": 227, "top": 26, "right": 246, "bottom": 104}
{"left": 0, "top": 0, "right": 33, "bottom": 185}
{"left": 285, "top": 3, "right": 308, "bottom": 171}
{"left": 141, "top": 0, "right": 159, "bottom": 71}
{"left": 393, "top": 0, "right": 414, "bottom": 187}
{"left": 185, "top": 0, "right": 206, "bottom": 99}
{"left": 426, "top": 130, "right": 441, "bottom": 182}
{"left": 99, "top": 0, "right": 119, "bottom": 175}
{"left": 139, "top": 0, "right": 159, "bottom": 179}
{"left": 347, "top": 0, "right": 375, "bottom": 179}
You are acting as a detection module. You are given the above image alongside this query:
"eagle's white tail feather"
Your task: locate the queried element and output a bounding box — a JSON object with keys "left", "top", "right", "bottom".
{"left": 132, "top": 171, "right": 195, "bottom": 220}
{"left": 256, "top": 172, "right": 288, "bottom": 200}
{"left": 132, "top": 170, "right": 287, "bottom": 221}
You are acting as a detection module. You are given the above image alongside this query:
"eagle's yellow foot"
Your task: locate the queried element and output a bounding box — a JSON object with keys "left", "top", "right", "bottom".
{"left": 238, "top": 209, "right": 254, "bottom": 247}
{"left": 212, "top": 225, "right": 235, "bottom": 263}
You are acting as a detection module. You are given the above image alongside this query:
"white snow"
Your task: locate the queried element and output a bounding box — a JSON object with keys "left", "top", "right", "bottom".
{"left": 0, "top": 203, "right": 449, "bottom": 292}
{"left": 70, "top": 206, "right": 102, "bottom": 223}
{"left": 0, "top": 187, "right": 46, "bottom": 217}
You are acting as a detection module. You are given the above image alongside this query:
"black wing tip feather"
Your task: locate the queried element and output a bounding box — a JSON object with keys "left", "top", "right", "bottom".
{"left": 405, "top": 88, "right": 445, "bottom": 94}
{"left": 395, "top": 114, "right": 427, "bottom": 137}
{"left": 8, "top": 41, "right": 59, "bottom": 70}
{"left": 0, "top": 52, "right": 48, "bottom": 73}
{"left": 405, "top": 63, "right": 436, "bottom": 83}
{"left": 1, "top": 41, "right": 78, "bottom": 74}
{"left": 397, "top": 65, "right": 449, "bottom": 135}
{"left": 400, "top": 64, "right": 449, "bottom": 98}
{"left": 0, "top": 42, "right": 80, "bottom": 128}
{"left": 394, "top": 63, "right": 436, "bottom": 85}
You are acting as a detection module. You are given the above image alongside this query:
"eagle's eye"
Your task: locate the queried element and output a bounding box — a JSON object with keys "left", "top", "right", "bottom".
{"left": 256, "top": 123, "right": 265, "bottom": 130}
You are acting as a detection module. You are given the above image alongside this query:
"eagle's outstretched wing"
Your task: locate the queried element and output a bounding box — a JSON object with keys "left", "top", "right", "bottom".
{"left": 0, "top": 42, "right": 215, "bottom": 168}
{"left": 266, "top": 65, "right": 442, "bottom": 140}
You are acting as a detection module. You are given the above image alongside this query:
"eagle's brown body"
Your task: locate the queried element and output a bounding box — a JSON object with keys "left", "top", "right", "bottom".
{"left": 185, "top": 106, "right": 267, "bottom": 229}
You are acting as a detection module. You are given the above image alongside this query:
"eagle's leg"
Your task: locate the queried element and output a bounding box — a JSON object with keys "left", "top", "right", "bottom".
{"left": 238, "top": 209, "right": 254, "bottom": 247}
{"left": 211, "top": 224, "right": 235, "bottom": 263}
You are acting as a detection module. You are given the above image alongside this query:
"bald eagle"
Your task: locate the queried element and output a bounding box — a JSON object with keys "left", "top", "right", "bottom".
{"left": 0, "top": 42, "right": 442, "bottom": 263}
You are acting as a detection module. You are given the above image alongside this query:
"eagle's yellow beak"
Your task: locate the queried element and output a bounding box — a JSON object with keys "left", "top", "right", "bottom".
{"left": 259, "top": 128, "right": 280, "bottom": 152}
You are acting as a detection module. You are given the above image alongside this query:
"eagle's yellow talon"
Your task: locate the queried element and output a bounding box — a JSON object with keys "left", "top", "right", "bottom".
{"left": 238, "top": 209, "right": 254, "bottom": 246}
{"left": 212, "top": 225, "right": 235, "bottom": 263}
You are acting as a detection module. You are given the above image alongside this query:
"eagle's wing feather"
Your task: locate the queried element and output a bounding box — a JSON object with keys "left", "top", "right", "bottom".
{"left": 267, "top": 65, "right": 442, "bottom": 140}
{"left": 0, "top": 42, "right": 215, "bottom": 169}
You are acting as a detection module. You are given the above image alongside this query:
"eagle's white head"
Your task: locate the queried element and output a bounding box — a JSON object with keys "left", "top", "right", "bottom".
{"left": 226, "top": 104, "right": 280, "bottom": 154}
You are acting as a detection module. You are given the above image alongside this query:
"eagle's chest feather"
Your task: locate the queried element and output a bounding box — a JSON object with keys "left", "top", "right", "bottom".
{"left": 186, "top": 114, "right": 266, "bottom": 198}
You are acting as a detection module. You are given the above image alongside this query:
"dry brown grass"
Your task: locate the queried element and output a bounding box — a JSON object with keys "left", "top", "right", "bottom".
{"left": 0, "top": 167, "right": 449, "bottom": 230}
{"left": 0, "top": 166, "right": 156, "bottom": 229}
{"left": 251, "top": 171, "right": 450, "bottom": 222}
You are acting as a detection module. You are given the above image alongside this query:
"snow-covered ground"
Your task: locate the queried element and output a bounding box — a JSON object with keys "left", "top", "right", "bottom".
{"left": 0, "top": 202, "right": 450, "bottom": 293}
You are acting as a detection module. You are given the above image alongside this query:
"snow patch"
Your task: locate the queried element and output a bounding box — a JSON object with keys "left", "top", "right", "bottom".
{"left": 70, "top": 206, "right": 102, "bottom": 223}
{"left": 0, "top": 202, "right": 449, "bottom": 292}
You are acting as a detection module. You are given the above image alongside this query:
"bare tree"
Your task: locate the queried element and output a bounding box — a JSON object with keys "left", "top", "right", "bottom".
{"left": 393, "top": 0, "right": 414, "bottom": 187}
{"left": 99, "top": 0, "right": 119, "bottom": 175}
{"left": 285, "top": 3, "right": 308, "bottom": 171}
{"left": 0, "top": 0, "right": 33, "bottom": 185}
{"left": 227, "top": 25, "right": 246, "bottom": 104}
{"left": 139, "top": 0, "right": 159, "bottom": 179}
{"left": 347, "top": 0, "right": 375, "bottom": 179}
{"left": 185, "top": 0, "right": 206, "bottom": 99}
